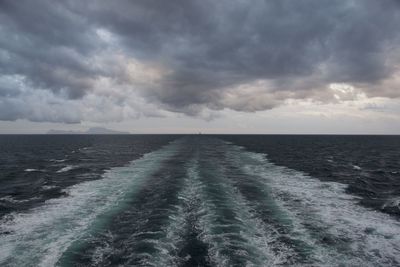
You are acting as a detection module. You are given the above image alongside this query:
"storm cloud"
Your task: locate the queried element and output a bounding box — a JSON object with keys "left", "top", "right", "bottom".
{"left": 0, "top": 0, "right": 400, "bottom": 122}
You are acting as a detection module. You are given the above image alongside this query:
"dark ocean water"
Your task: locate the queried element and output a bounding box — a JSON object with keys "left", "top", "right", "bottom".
{"left": 0, "top": 135, "right": 399, "bottom": 266}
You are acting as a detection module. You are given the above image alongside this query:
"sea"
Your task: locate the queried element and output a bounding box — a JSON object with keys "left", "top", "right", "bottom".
{"left": 0, "top": 134, "right": 399, "bottom": 266}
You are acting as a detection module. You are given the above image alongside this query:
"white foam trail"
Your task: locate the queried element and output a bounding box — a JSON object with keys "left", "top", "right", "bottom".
{"left": 56, "top": 165, "right": 76, "bottom": 173}
{"left": 142, "top": 151, "right": 295, "bottom": 267}
{"left": 136, "top": 163, "right": 197, "bottom": 266}
{"left": 117, "top": 155, "right": 204, "bottom": 266}
{"left": 235, "top": 147, "right": 400, "bottom": 266}
{"left": 0, "top": 141, "right": 180, "bottom": 267}
{"left": 189, "top": 154, "right": 295, "bottom": 266}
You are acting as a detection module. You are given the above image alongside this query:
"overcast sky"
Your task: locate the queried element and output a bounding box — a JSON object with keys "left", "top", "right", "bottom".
{"left": 1, "top": 0, "right": 400, "bottom": 134}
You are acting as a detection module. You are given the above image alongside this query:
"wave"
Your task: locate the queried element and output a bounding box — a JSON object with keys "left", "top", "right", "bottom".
{"left": 352, "top": 164, "right": 362, "bottom": 170}
{"left": 0, "top": 141, "right": 180, "bottom": 267}
{"left": 109, "top": 144, "right": 297, "bottom": 266}
{"left": 134, "top": 140, "right": 304, "bottom": 266}
{"left": 190, "top": 153, "right": 294, "bottom": 266}
{"left": 67, "top": 141, "right": 298, "bottom": 266}
{"left": 56, "top": 165, "right": 77, "bottom": 173}
{"left": 232, "top": 146, "right": 400, "bottom": 266}
{"left": 2, "top": 137, "right": 399, "bottom": 266}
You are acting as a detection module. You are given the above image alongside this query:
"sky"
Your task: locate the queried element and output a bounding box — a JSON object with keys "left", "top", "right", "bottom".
{"left": 1, "top": 0, "right": 400, "bottom": 134}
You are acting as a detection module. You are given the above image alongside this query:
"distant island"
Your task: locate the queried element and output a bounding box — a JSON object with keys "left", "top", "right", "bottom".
{"left": 47, "top": 127, "right": 130, "bottom": 135}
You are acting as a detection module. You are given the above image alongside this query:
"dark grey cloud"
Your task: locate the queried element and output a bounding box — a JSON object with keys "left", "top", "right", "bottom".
{"left": 0, "top": 0, "right": 101, "bottom": 98}
{"left": 0, "top": 0, "right": 400, "bottom": 121}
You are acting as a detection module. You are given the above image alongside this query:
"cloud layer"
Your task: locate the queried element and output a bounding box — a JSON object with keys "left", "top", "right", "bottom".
{"left": 1, "top": 0, "right": 400, "bottom": 122}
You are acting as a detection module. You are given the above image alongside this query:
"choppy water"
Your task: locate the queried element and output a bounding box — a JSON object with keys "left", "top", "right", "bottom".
{"left": 0, "top": 135, "right": 399, "bottom": 266}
